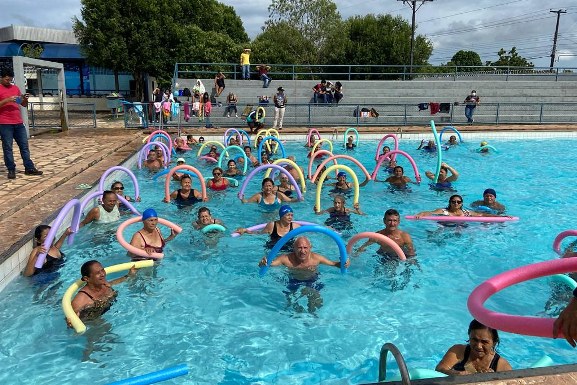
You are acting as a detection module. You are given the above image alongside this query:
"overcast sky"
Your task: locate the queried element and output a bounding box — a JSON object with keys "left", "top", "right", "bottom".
{"left": 5, "top": 0, "right": 577, "bottom": 68}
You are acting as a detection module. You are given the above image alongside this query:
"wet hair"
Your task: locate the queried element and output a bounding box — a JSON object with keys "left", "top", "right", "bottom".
{"left": 34, "top": 225, "right": 51, "bottom": 246}
{"left": 384, "top": 209, "right": 400, "bottom": 218}
{"left": 212, "top": 167, "right": 224, "bottom": 174}
{"left": 333, "top": 195, "right": 346, "bottom": 204}
{"left": 80, "top": 260, "right": 101, "bottom": 280}
{"left": 197, "top": 207, "right": 211, "bottom": 217}
{"left": 261, "top": 177, "right": 275, "bottom": 187}
{"left": 446, "top": 194, "right": 463, "bottom": 210}
{"left": 227, "top": 159, "right": 237, "bottom": 166}
{"left": 244, "top": 146, "right": 251, "bottom": 151}
{"left": 110, "top": 181, "right": 123, "bottom": 189}
{"left": 102, "top": 190, "right": 117, "bottom": 200}
{"left": 393, "top": 166, "right": 404, "bottom": 173}
{"left": 468, "top": 319, "right": 500, "bottom": 347}
{"left": 180, "top": 174, "right": 192, "bottom": 183}
{"left": 186, "top": 135, "right": 193, "bottom": 140}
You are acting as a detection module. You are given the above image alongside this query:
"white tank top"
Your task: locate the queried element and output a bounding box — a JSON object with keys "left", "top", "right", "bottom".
{"left": 97, "top": 205, "right": 120, "bottom": 223}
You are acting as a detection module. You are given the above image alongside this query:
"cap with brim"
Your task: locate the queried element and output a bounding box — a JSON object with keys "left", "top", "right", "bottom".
{"left": 176, "top": 158, "right": 185, "bottom": 163}
{"left": 279, "top": 205, "right": 293, "bottom": 218}
{"left": 142, "top": 208, "right": 158, "bottom": 221}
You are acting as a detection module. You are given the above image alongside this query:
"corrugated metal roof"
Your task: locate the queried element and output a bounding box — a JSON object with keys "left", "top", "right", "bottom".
{"left": 0, "top": 25, "right": 77, "bottom": 44}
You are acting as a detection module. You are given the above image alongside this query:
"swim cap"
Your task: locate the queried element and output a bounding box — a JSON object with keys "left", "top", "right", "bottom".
{"left": 483, "top": 188, "right": 497, "bottom": 197}
{"left": 278, "top": 205, "right": 293, "bottom": 218}
{"left": 142, "top": 208, "right": 158, "bottom": 221}
{"left": 176, "top": 158, "right": 185, "bottom": 163}
{"left": 337, "top": 171, "right": 347, "bottom": 178}
{"left": 480, "top": 141, "right": 488, "bottom": 146}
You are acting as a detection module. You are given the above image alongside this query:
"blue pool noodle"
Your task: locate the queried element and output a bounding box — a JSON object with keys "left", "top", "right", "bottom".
{"left": 106, "top": 363, "right": 188, "bottom": 385}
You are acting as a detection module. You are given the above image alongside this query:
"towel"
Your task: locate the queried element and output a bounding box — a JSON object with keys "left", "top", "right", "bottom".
{"left": 183, "top": 102, "right": 190, "bottom": 122}
{"left": 430, "top": 103, "right": 440, "bottom": 115}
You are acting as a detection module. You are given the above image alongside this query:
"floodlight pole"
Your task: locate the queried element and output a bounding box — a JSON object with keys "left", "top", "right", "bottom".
{"left": 398, "top": 0, "right": 433, "bottom": 75}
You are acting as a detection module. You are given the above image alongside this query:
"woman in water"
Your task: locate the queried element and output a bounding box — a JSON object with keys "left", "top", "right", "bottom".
{"left": 129, "top": 208, "right": 177, "bottom": 260}
{"left": 69, "top": 260, "right": 137, "bottom": 322}
{"left": 165, "top": 175, "right": 206, "bottom": 207}
{"left": 274, "top": 173, "right": 296, "bottom": 197}
{"left": 413, "top": 194, "right": 496, "bottom": 219}
{"left": 23, "top": 225, "right": 72, "bottom": 277}
{"left": 314, "top": 195, "right": 364, "bottom": 231}
{"left": 424, "top": 162, "right": 459, "bottom": 190}
{"left": 240, "top": 178, "right": 296, "bottom": 208}
{"left": 224, "top": 159, "right": 244, "bottom": 177}
{"left": 207, "top": 167, "right": 231, "bottom": 191}
{"left": 436, "top": 319, "right": 512, "bottom": 375}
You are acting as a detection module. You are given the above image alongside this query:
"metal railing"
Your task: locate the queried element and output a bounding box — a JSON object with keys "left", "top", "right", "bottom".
{"left": 28, "top": 102, "right": 97, "bottom": 130}
{"left": 122, "top": 101, "right": 577, "bottom": 129}
{"left": 378, "top": 342, "right": 411, "bottom": 384}
{"left": 174, "top": 63, "right": 577, "bottom": 82}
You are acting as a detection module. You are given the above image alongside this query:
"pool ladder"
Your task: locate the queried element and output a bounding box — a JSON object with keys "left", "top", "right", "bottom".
{"left": 378, "top": 342, "right": 411, "bottom": 384}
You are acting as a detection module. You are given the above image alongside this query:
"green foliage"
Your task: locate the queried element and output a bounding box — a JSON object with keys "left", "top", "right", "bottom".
{"left": 448, "top": 50, "right": 482, "bottom": 68}
{"left": 486, "top": 47, "right": 534, "bottom": 68}
{"left": 73, "top": 0, "right": 248, "bottom": 100}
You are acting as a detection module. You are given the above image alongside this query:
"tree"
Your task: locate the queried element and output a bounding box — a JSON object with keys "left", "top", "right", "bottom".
{"left": 341, "top": 14, "right": 433, "bottom": 78}
{"left": 486, "top": 47, "right": 534, "bottom": 68}
{"left": 73, "top": 0, "right": 248, "bottom": 100}
{"left": 448, "top": 50, "right": 483, "bottom": 70}
{"left": 265, "top": 0, "right": 343, "bottom": 64}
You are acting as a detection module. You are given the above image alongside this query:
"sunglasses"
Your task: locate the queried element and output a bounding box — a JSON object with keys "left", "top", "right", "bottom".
{"left": 450, "top": 200, "right": 462, "bottom": 204}
{"left": 113, "top": 186, "right": 124, "bottom": 190}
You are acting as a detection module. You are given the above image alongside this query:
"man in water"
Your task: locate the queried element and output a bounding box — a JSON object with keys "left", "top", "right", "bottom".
{"left": 355, "top": 209, "right": 416, "bottom": 258}
{"left": 470, "top": 188, "right": 505, "bottom": 214}
{"left": 259, "top": 236, "right": 349, "bottom": 313}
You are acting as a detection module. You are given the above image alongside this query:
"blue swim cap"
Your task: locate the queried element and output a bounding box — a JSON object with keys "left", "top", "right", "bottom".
{"left": 337, "top": 171, "right": 346, "bottom": 178}
{"left": 142, "top": 208, "right": 158, "bottom": 221}
{"left": 279, "top": 205, "right": 293, "bottom": 218}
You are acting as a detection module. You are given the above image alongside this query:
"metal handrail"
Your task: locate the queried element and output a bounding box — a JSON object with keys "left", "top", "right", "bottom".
{"left": 174, "top": 62, "right": 577, "bottom": 82}
{"left": 378, "top": 342, "right": 411, "bottom": 384}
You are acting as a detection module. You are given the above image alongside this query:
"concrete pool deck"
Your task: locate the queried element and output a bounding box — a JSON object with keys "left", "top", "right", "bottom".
{"left": 1, "top": 121, "right": 577, "bottom": 384}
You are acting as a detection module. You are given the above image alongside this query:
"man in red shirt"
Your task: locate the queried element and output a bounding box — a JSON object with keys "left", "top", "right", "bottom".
{"left": 0, "top": 68, "right": 42, "bottom": 179}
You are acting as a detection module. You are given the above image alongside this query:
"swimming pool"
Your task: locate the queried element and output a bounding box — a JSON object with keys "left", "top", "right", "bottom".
{"left": 1, "top": 135, "right": 577, "bottom": 384}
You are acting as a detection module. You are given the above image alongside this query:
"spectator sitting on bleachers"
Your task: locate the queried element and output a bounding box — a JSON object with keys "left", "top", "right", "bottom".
{"left": 312, "top": 79, "right": 327, "bottom": 104}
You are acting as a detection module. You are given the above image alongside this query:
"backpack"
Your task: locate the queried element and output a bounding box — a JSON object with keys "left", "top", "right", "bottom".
{"left": 182, "top": 88, "right": 191, "bottom": 97}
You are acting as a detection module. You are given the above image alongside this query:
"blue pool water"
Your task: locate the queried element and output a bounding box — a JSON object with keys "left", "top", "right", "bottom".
{"left": 1, "top": 136, "right": 577, "bottom": 384}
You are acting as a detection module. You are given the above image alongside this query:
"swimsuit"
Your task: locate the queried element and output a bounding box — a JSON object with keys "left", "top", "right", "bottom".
{"left": 208, "top": 178, "right": 227, "bottom": 191}
{"left": 286, "top": 273, "right": 324, "bottom": 292}
{"left": 452, "top": 345, "right": 500, "bottom": 372}
{"left": 258, "top": 192, "right": 281, "bottom": 210}
{"left": 132, "top": 228, "right": 166, "bottom": 261}
{"left": 325, "top": 209, "right": 352, "bottom": 230}
{"left": 266, "top": 221, "right": 295, "bottom": 251}
{"left": 278, "top": 187, "right": 293, "bottom": 197}
{"left": 175, "top": 188, "right": 201, "bottom": 206}
{"left": 77, "top": 289, "right": 118, "bottom": 321}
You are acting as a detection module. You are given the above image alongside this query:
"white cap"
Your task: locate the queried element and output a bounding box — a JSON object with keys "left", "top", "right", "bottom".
{"left": 176, "top": 158, "right": 186, "bottom": 163}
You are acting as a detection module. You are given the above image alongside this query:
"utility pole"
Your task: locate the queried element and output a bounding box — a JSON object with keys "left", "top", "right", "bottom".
{"left": 398, "top": 0, "right": 433, "bottom": 75}
{"left": 549, "top": 9, "right": 566, "bottom": 70}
